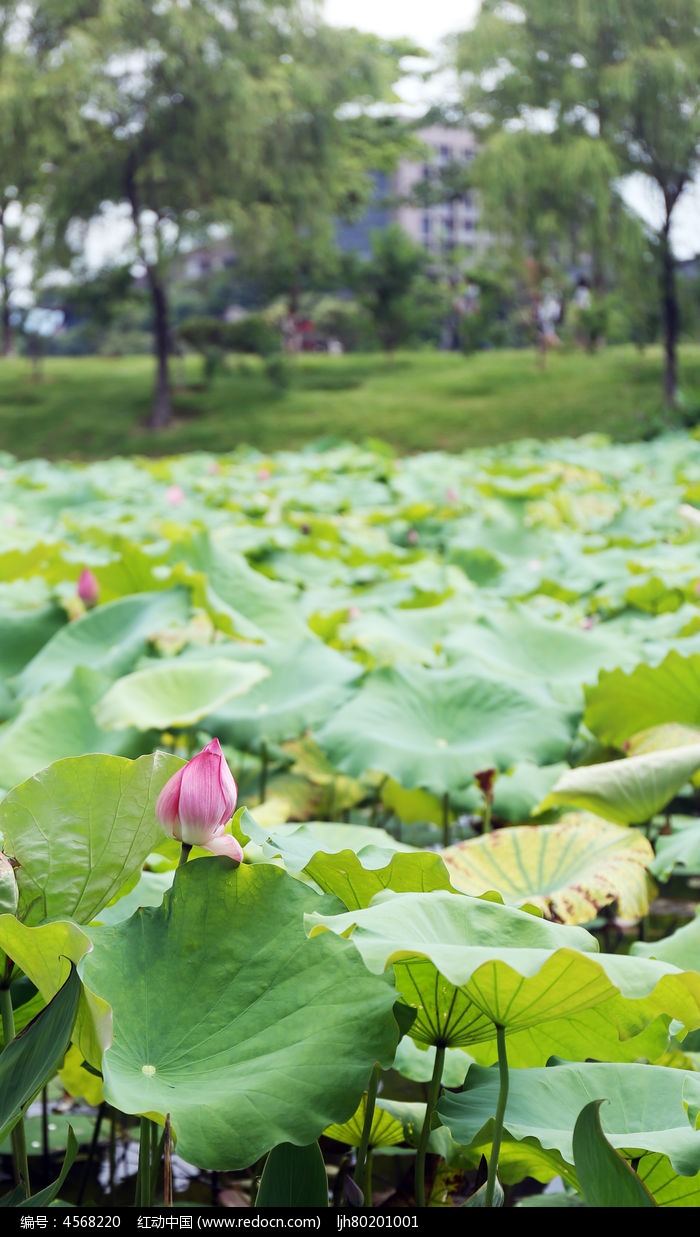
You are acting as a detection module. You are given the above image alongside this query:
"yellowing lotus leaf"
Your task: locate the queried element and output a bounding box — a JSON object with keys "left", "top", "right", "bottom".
{"left": 439, "top": 813, "right": 655, "bottom": 925}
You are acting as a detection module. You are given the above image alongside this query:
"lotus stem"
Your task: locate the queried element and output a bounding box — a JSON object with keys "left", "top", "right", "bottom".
{"left": 178, "top": 842, "right": 193, "bottom": 867}
{"left": 164, "top": 1115, "right": 173, "bottom": 1206}
{"left": 0, "top": 982, "right": 31, "bottom": 1198}
{"left": 354, "top": 1063, "right": 381, "bottom": 1206}
{"left": 414, "top": 1043, "right": 445, "bottom": 1207}
{"left": 260, "top": 741, "right": 268, "bottom": 804}
{"left": 481, "top": 792, "right": 493, "bottom": 835}
{"left": 136, "top": 1116, "right": 158, "bottom": 1206}
{"left": 441, "top": 793, "right": 451, "bottom": 848}
{"left": 41, "top": 1085, "right": 50, "bottom": 1186}
{"left": 485, "top": 1024, "right": 509, "bottom": 1207}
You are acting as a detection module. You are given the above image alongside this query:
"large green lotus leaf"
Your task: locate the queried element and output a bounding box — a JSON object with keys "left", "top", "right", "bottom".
{"left": 307, "top": 891, "right": 700, "bottom": 1052}
{"left": 535, "top": 745, "right": 700, "bottom": 825}
{"left": 305, "top": 850, "right": 457, "bottom": 910}
{"left": 0, "top": 750, "right": 183, "bottom": 927}
{"left": 583, "top": 652, "right": 700, "bottom": 749}
{"left": 0, "top": 667, "right": 144, "bottom": 793}
{"left": 438, "top": 1061, "right": 700, "bottom": 1179}
{"left": 203, "top": 639, "right": 363, "bottom": 749}
{"left": 0, "top": 915, "right": 111, "bottom": 1069}
{"left": 236, "top": 810, "right": 415, "bottom": 872}
{"left": 627, "top": 723, "right": 700, "bottom": 788}
{"left": 467, "top": 1000, "right": 695, "bottom": 1071}
{"left": 171, "top": 534, "right": 309, "bottom": 643}
{"left": 11, "top": 589, "right": 191, "bottom": 700}
{"left": 312, "top": 664, "right": 577, "bottom": 799}
{"left": 631, "top": 911, "right": 700, "bottom": 971}
{"left": 93, "top": 658, "right": 269, "bottom": 731}
{"left": 648, "top": 817, "right": 700, "bottom": 881}
{"left": 440, "top": 606, "right": 635, "bottom": 690}
{"left": 79, "top": 859, "right": 400, "bottom": 1170}
{"left": 636, "top": 1152, "right": 700, "bottom": 1206}
{"left": 0, "top": 604, "right": 65, "bottom": 679}
{"left": 335, "top": 607, "right": 451, "bottom": 668}
{"left": 440, "top": 814, "right": 656, "bottom": 924}
{"left": 92, "top": 870, "right": 175, "bottom": 926}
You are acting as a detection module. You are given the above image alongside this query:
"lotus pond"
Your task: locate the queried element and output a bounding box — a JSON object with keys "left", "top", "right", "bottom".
{"left": 3, "top": 431, "right": 700, "bottom": 1208}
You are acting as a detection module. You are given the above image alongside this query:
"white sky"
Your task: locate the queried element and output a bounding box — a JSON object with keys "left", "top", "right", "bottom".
{"left": 322, "top": 0, "right": 480, "bottom": 50}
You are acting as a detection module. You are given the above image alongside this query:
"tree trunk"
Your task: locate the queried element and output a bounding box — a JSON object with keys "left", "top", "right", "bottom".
{"left": 1, "top": 294, "right": 11, "bottom": 358}
{"left": 660, "top": 219, "right": 679, "bottom": 411}
{"left": 145, "top": 268, "right": 173, "bottom": 429}
{"left": 0, "top": 210, "right": 11, "bottom": 357}
{"left": 125, "top": 159, "right": 173, "bottom": 429}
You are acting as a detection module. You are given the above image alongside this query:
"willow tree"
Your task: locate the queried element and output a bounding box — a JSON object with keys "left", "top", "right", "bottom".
{"left": 0, "top": 2, "right": 87, "bottom": 356}
{"left": 227, "top": 23, "right": 420, "bottom": 349}
{"left": 45, "top": 0, "right": 331, "bottom": 429}
{"left": 449, "top": 0, "right": 700, "bottom": 408}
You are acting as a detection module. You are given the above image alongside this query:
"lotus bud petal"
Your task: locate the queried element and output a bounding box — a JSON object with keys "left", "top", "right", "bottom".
{"left": 156, "top": 738, "right": 241, "bottom": 860}
{"left": 77, "top": 568, "right": 100, "bottom": 607}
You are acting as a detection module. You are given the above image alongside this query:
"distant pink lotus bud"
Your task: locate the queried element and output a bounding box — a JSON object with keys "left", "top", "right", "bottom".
{"left": 257, "top": 467, "right": 271, "bottom": 481}
{"left": 406, "top": 528, "right": 419, "bottom": 545}
{"left": 165, "top": 485, "right": 185, "bottom": 505}
{"left": 156, "top": 738, "right": 243, "bottom": 861}
{"left": 445, "top": 486, "right": 459, "bottom": 503}
{"left": 347, "top": 605, "right": 362, "bottom": 620}
{"left": 77, "top": 568, "right": 99, "bottom": 608}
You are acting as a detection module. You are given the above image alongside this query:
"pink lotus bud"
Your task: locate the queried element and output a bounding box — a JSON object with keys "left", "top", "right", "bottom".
{"left": 165, "top": 485, "right": 185, "bottom": 506}
{"left": 257, "top": 467, "right": 271, "bottom": 481}
{"left": 347, "top": 605, "right": 362, "bottom": 620}
{"left": 77, "top": 568, "right": 99, "bottom": 608}
{"left": 155, "top": 738, "right": 243, "bottom": 861}
{"left": 406, "top": 528, "right": 419, "bottom": 545}
{"left": 445, "top": 486, "right": 459, "bottom": 503}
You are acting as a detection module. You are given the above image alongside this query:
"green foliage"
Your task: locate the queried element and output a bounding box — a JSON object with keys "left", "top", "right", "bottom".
{"left": 348, "top": 225, "right": 447, "bottom": 352}
{"left": 452, "top": 0, "right": 700, "bottom": 405}
{"left": 0, "top": 346, "right": 695, "bottom": 459}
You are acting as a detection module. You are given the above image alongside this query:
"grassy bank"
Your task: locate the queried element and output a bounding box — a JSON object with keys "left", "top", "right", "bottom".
{"left": 1, "top": 343, "right": 698, "bottom": 461}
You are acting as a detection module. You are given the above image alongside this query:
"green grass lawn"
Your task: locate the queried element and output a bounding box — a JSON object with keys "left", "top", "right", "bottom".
{"left": 1, "top": 343, "right": 699, "bottom": 461}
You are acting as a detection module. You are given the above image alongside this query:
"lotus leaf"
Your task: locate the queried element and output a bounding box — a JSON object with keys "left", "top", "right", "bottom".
{"left": 94, "top": 657, "right": 270, "bottom": 731}
{"left": 313, "top": 664, "right": 577, "bottom": 799}
{"left": 535, "top": 744, "right": 700, "bottom": 824}
{"left": 79, "top": 858, "right": 401, "bottom": 1170}
{"left": 440, "top": 814, "right": 656, "bottom": 924}
{"left": 438, "top": 1061, "right": 700, "bottom": 1179}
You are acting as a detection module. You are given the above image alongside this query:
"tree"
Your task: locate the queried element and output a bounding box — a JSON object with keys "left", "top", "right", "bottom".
{"left": 347, "top": 224, "right": 446, "bottom": 353}
{"left": 45, "top": 0, "right": 331, "bottom": 428}
{"left": 450, "top": 0, "right": 700, "bottom": 407}
{"left": 0, "top": 2, "right": 83, "bottom": 356}
{"left": 227, "top": 23, "right": 421, "bottom": 351}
